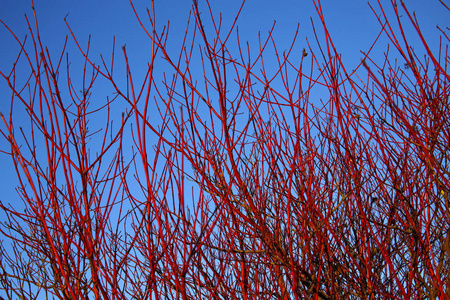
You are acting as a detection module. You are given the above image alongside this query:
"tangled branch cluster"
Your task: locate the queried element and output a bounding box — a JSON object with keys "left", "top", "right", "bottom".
{"left": 0, "top": 0, "right": 449, "bottom": 299}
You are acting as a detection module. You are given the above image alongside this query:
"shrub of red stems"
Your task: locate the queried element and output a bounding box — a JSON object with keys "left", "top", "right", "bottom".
{"left": 1, "top": 0, "right": 449, "bottom": 299}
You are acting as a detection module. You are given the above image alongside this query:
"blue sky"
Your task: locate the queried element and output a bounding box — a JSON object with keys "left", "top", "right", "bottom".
{"left": 0, "top": 0, "right": 448, "bottom": 225}
{"left": 2, "top": 0, "right": 447, "bottom": 73}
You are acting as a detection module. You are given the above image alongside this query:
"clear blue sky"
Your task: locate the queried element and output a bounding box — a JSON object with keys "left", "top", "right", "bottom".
{"left": 1, "top": 1, "right": 447, "bottom": 80}
{"left": 0, "top": 0, "right": 448, "bottom": 218}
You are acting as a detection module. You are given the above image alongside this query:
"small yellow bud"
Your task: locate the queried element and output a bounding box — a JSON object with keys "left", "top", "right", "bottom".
{"left": 302, "top": 48, "right": 308, "bottom": 57}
